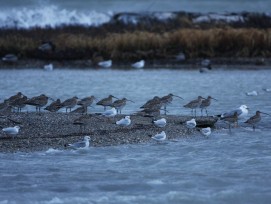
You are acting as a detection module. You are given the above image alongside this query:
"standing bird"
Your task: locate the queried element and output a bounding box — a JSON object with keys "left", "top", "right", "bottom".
{"left": 61, "top": 96, "right": 79, "bottom": 113}
{"left": 152, "top": 118, "right": 167, "bottom": 128}
{"left": 244, "top": 111, "right": 270, "bottom": 131}
{"left": 221, "top": 112, "right": 238, "bottom": 131}
{"left": 98, "top": 60, "right": 112, "bottom": 68}
{"left": 44, "top": 63, "right": 53, "bottom": 71}
{"left": 96, "top": 95, "right": 118, "bottom": 110}
{"left": 7, "top": 92, "right": 24, "bottom": 103}
{"left": 110, "top": 98, "right": 134, "bottom": 114}
{"left": 140, "top": 96, "right": 161, "bottom": 109}
{"left": 66, "top": 136, "right": 90, "bottom": 149}
{"left": 131, "top": 60, "right": 145, "bottom": 69}
{"left": 10, "top": 95, "right": 28, "bottom": 112}
{"left": 73, "top": 114, "right": 98, "bottom": 133}
{"left": 219, "top": 105, "right": 249, "bottom": 127}
{"left": 102, "top": 107, "right": 117, "bottom": 121}
{"left": 149, "top": 131, "right": 166, "bottom": 141}
{"left": 116, "top": 116, "right": 131, "bottom": 127}
{"left": 200, "top": 96, "right": 217, "bottom": 116}
{"left": 77, "top": 96, "right": 96, "bottom": 108}
{"left": 186, "top": 118, "right": 197, "bottom": 131}
{"left": 25, "top": 94, "right": 51, "bottom": 112}
{"left": 71, "top": 106, "right": 87, "bottom": 114}
{"left": 200, "top": 127, "right": 211, "bottom": 136}
{"left": 44, "top": 99, "right": 62, "bottom": 112}
{"left": 160, "top": 93, "right": 183, "bottom": 115}
{"left": 184, "top": 96, "right": 205, "bottom": 117}
{"left": 2, "top": 126, "right": 20, "bottom": 139}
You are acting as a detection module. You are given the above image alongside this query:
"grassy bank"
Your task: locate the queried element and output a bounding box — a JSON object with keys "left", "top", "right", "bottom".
{"left": 0, "top": 11, "right": 271, "bottom": 64}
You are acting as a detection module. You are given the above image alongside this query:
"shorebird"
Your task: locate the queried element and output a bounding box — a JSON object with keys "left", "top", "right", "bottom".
{"left": 78, "top": 96, "right": 96, "bottom": 107}
{"left": 140, "top": 96, "right": 161, "bottom": 109}
{"left": 131, "top": 60, "right": 145, "bottom": 69}
{"left": 2, "top": 54, "right": 18, "bottom": 63}
{"left": 184, "top": 96, "right": 205, "bottom": 117}
{"left": 71, "top": 106, "right": 87, "bottom": 114}
{"left": 96, "top": 95, "right": 118, "bottom": 110}
{"left": 221, "top": 112, "right": 238, "bottom": 131}
{"left": 116, "top": 116, "right": 131, "bottom": 127}
{"left": 38, "top": 41, "right": 56, "bottom": 52}
{"left": 110, "top": 98, "right": 134, "bottom": 114}
{"left": 44, "top": 63, "right": 53, "bottom": 71}
{"left": 73, "top": 114, "right": 99, "bottom": 132}
{"left": 200, "top": 127, "right": 211, "bottom": 136}
{"left": 149, "top": 131, "right": 166, "bottom": 141}
{"left": 200, "top": 96, "right": 217, "bottom": 116}
{"left": 152, "top": 118, "right": 167, "bottom": 128}
{"left": 7, "top": 92, "right": 24, "bottom": 103}
{"left": 244, "top": 111, "right": 270, "bottom": 131}
{"left": 102, "top": 107, "right": 117, "bottom": 120}
{"left": 160, "top": 93, "right": 183, "bottom": 115}
{"left": 61, "top": 96, "right": 79, "bottom": 113}
{"left": 10, "top": 95, "right": 28, "bottom": 112}
{"left": 186, "top": 118, "right": 197, "bottom": 130}
{"left": 25, "top": 94, "right": 52, "bottom": 112}
{"left": 44, "top": 99, "right": 62, "bottom": 112}
{"left": 2, "top": 126, "right": 20, "bottom": 139}
{"left": 98, "top": 60, "right": 112, "bottom": 68}
{"left": 136, "top": 107, "right": 162, "bottom": 117}
{"left": 66, "top": 136, "right": 90, "bottom": 149}
{"left": 0, "top": 100, "right": 9, "bottom": 111}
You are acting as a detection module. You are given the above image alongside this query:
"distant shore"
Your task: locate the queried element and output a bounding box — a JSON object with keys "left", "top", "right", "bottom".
{"left": 0, "top": 57, "right": 270, "bottom": 70}
{"left": 0, "top": 113, "right": 218, "bottom": 153}
{"left": 0, "top": 11, "right": 271, "bottom": 69}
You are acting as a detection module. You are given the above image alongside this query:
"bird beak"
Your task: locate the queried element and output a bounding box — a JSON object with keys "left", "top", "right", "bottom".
{"left": 49, "top": 97, "right": 55, "bottom": 101}
{"left": 173, "top": 95, "right": 183, "bottom": 100}
{"left": 127, "top": 99, "right": 135, "bottom": 103}
{"left": 260, "top": 112, "right": 270, "bottom": 116}
{"left": 113, "top": 96, "right": 119, "bottom": 99}
{"left": 211, "top": 97, "right": 218, "bottom": 101}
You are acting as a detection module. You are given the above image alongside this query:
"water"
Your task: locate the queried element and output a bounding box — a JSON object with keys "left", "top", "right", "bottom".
{"left": 0, "top": 0, "right": 270, "bottom": 28}
{"left": 0, "top": 69, "right": 271, "bottom": 203}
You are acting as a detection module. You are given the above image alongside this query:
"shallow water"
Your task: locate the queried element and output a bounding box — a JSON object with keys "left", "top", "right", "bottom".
{"left": 0, "top": 68, "right": 271, "bottom": 203}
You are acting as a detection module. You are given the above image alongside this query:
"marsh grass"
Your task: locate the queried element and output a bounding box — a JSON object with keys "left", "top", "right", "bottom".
{"left": 0, "top": 26, "right": 270, "bottom": 62}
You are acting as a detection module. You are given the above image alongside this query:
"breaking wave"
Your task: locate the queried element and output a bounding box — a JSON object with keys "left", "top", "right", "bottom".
{"left": 0, "top": 5, "right": 112, "bottom": 29}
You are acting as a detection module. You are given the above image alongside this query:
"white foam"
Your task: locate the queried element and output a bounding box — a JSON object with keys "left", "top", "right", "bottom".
{"left": 0, "top": 5, "right": 112, "bottom": 29}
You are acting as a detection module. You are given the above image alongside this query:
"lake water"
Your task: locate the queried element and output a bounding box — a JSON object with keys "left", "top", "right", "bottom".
{"left": 0, "top": 69, "right": 271, "bottom": 203}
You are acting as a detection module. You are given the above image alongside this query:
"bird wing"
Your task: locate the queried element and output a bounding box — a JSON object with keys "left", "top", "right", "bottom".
{"left": 221, "top": 109, "right": 242, "bottom": 118}
{"left": 69, "top": 141, "right": 86, "bottom": 148}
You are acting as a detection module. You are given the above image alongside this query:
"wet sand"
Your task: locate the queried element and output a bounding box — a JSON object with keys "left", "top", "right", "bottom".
{"left": 0, "top": 113, "right": 218, "bottom": 153}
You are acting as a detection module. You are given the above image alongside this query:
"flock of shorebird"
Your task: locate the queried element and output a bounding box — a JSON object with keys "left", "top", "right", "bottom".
{"left": 0, "top": 91, "right": 270, "bottom": 147}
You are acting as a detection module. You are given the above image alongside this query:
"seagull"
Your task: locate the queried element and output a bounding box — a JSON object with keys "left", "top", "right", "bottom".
{"left": 2, "top": 54, "right": 18, "bottom": 63}
{"left": 244, "top": 111, "right": 270, "bottom": 131}
{"left": 131, "top": 60, "right": 145, "bottom": 69}
{"left": 246, "top": 91, "right": 258, "bottom": 96}
{"left": 2, "top": 126, "right": 20, "bottom": 138}
{"left": 116, "top": 116, "right": 131, "bottom": 127}
{"left": 262, "top": 88, "right": 271, "bottom": 92}
{"left": 186, "top": 118, "right": 196, "bottom": 129}
{"left": 219, "top": 105, "right": 249, "bottom": 120}
{"left": 44, "top": 63, "right": 53, "bottom": 71}
{"left": 38, "top": 41, "right": 56, "bottom": 52}
{"left": 152, "top": 118, "right": 167, "bottom": 128}
{"left": 67, "top": 136, "right": 90, "bottom": 149}
{"left": 102, "top": 107, "right": 117, "bottom": 119}
{"left": 200, "top": 127, "right": 211, "bottom": 136}
{"left": 149, "top": 131, "right": 166, "bottom": 141}
{"left": 98, "top": 60, "right": 112, "bottom": 68}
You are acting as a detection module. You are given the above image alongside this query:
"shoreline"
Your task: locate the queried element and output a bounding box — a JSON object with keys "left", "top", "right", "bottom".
{"left": 0, "top": 57, "right": 270, "bottom": 70}
{"left": 0, "top": 113, "right": 218, "bottom": 153}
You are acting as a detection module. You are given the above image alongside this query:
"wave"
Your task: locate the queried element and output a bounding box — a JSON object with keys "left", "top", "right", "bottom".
{"left": 0, "top": 5, "right": 112, "bottom": 29}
